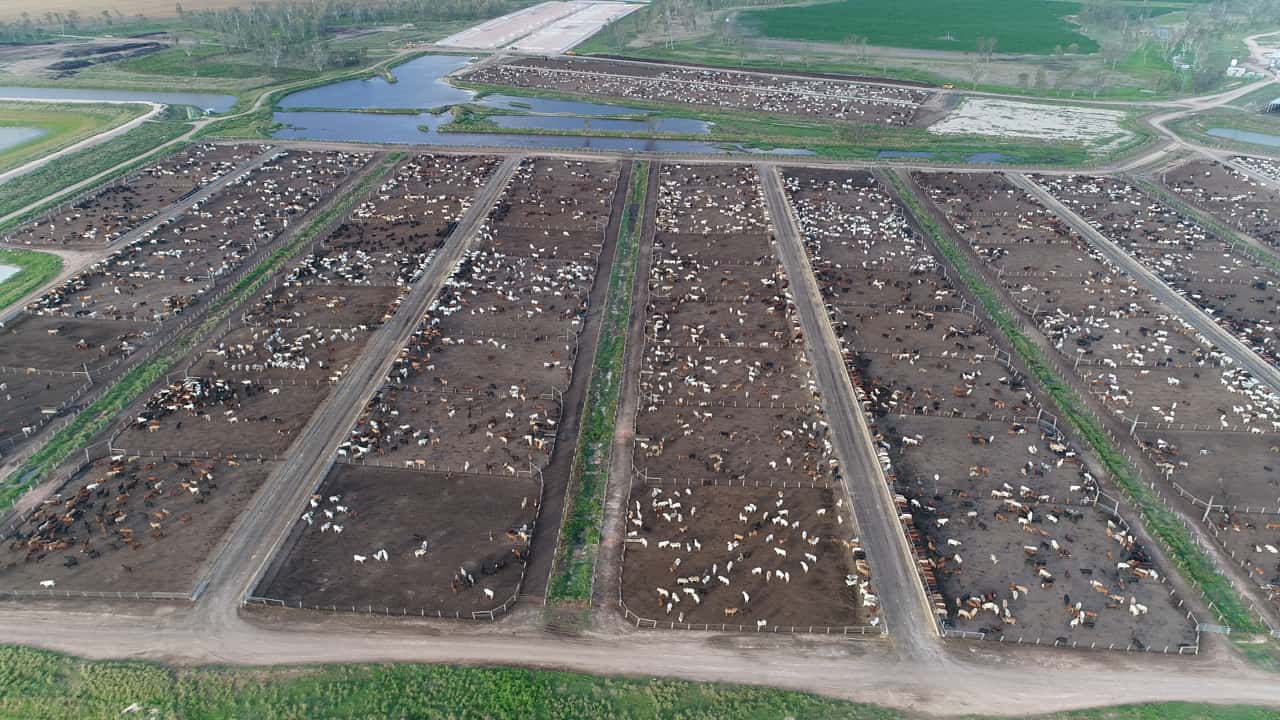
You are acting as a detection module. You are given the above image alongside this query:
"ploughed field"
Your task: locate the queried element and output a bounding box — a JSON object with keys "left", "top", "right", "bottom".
{"left": 915, "top": 170, "right": 1280, "bottom": 612}
{"left": 784, "top": 167, "right": 1196, "bottom": 652}
{"left": 460, "top": 57, "right": 932, "bottom": 127}
{"left": 0, "top": 147, "right": 373, "bottom": 461}
{"left": 2, "top": 143, "right": 269, "bottom": 249}
{"left": 622, "top": 163, "right": 875, "bottom": 632}
{"left": 1030, "top": 174, "right": 1280, "bottom": 369}
{"left": 261, "top": 158, "right": 617, "bottom": 616}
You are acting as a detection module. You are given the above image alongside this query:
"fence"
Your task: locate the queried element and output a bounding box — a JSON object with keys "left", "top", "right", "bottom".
{"left": 244, "top": 464, "right": 544, "bottom": 622}
{"left": 0, "top": 588, "right": 194, "bottom": 602}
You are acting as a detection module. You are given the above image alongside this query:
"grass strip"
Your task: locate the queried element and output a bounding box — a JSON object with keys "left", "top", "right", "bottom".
{"left": 2, "top": 643, "right": 1279, "bottom": 719}
{"left": 0, "top": 154, "right": 401, "bottom": 514}
{"left": 546, "top": 161, "right": 649, "bottom": 604}
{"left": 0, "top": 249, "right": 61, "bottom": 312}
{"left": 0, "top": 102, "right": 149, "bottom": 174}
{"left": 884, "top": 170, "right": 1263, "bottom": 632}
{"left": 0, "top": 116, "right": 191, "bottom": 228}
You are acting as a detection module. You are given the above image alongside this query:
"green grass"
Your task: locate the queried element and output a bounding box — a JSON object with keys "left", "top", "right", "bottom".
{"left": 0, "top": 155, "right": 400, "bottom": 514}
{"left": 1, "top": 644, "right": 1278, "bottom": 719}
{"left": 115, "top": 45, "right": 316, "bottom": 83}
{"left": 739, "top": 0, "right": 1099, "bottom": 54}
{"left": 0, "top": 111, "right": 192, "bottom": 222}
{"left": 546, "top": 161, "right": 649, "bottom": 604}
{"left": 885, "top": 170, "right": 1263, "bottom": 633}
{"left": 0, "top": 249, "right": 61, "bottom": 312}
{"left": 0, "top": 102, "right": 148, "bottom": 174}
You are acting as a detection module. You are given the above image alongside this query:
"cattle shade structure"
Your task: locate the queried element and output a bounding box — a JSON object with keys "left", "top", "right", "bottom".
{"left": 1267, "top": 97, "right": 1280, "bottom": 114}
{"left": 781, "top": 166, "right": 1196, "bottom": 651}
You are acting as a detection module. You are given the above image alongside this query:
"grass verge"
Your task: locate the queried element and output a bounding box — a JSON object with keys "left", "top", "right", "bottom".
{"left": 0, "top": 249, "right": 61, "bottom": 312}
{"left": 0, "top": 154, "right": 401, "bottom": 514}
{"left": 1, "top": 644, "right": 1278, "bottom": 719}
{"left": 545, "top": 161, "right": 649, "bottom": 604}
{"left": 884, "top": 169, "right": 1263, "bottom": 632}
{"left": 0, "top": 111, "right": 192, "bottom": 224}
{"left": 0, "top": 102, "right": 149, "bottom": 174}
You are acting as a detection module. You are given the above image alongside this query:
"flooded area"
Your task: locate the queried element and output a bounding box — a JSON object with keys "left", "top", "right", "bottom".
{"left": 0, "top": 127, "right": 47, "bottom": 153}
{"left": 0, "top": 87, "right": 235, "bottom": 113}
{"left": 1208, "top": 127, "right": 1280, "bottom": 148}
{"left": 272, "top": 54, "right": 805, "bottom": 154}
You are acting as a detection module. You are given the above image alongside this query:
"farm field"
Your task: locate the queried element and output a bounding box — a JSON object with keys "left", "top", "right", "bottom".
{"left": 738, "top": 0, "right": 1099, "bottom": 54}
{"left": 0, "top": 102, "right": 148, "bottom": 174}
{"left": 256, "top": 157, "right": 619, "bottom": 617}
{"left": 783, "top": 167, "right": 1197, "bottom": 651}
{"left": 911, "top": 170, "right": 1280, "bottom": 612}
{"left": 621, "top": 163, "right": 875, "bottom": 632}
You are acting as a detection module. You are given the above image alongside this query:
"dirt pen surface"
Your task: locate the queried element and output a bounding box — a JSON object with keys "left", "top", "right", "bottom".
{"left": 112, "top": 285, "right": 399, "bottom": 457}
{"left": 1031, "top": 174, "right": 1280, "bottom": 368}
{"left": 0, "top": 145, "right": 373, "bottom": 459}
{"left": 261, "top": 157, "right": 617, "bottom": 615}
{"left": 260, "top": 466, "right": 539, "bottom": 617}
{"left": 622, "top": 484, "right": 867, "bottom": 629}
{"left": 1163, "top": 159, "right": 1280, "bottom": 249}
{"left": 461, "top": 57, "right": 932, "bottom": 127}
{"left": 623, "top": 162, "right": 876, "bottom": 632}
{"left": 28, "top": 149, "right": 373, "bottom": 324}
{"left": 916, "top": 170, "right": 1280, "bottom": 614}
{"left": 0, "top": 455, "right": 274, "bottom": 594}
{"left": 784, "top": 167, "right": 1196, "bottom": 651}
{"left": 3, "top": 143, "right": 269, "bottom": 249}
{"left": 292, "top": 154, "right": 500, "bottom": 290}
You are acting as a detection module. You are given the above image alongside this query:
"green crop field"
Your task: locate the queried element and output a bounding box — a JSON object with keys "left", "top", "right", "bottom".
{"left": 739, "top": 0, "right": 1100, "bottom": 54}
{"left": 0, "top": 102, "right": 147, "bottom": 174}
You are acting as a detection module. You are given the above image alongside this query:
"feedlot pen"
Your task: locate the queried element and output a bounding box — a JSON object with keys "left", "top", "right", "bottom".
{"left": 783, "top": 167, "right": 1198, "bottom": 653}
{"left": 912, "top": 169, "right": 1280, "bottom": 614}
{"left": 620, "top": 163, "right": 878, "bottom": 633}
{"left": 253, "top": 157, "right": 621, "bottom": 618}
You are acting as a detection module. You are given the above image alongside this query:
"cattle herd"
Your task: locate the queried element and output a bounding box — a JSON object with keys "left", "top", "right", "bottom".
{"left": 460, "top": 57, "right": 932, "bottom": 127}
{"left": 1, "top": 139, "right": 1279, "bottom": 652}
{"left": 260, "top": 157, "right": 618, "bottom": 616}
